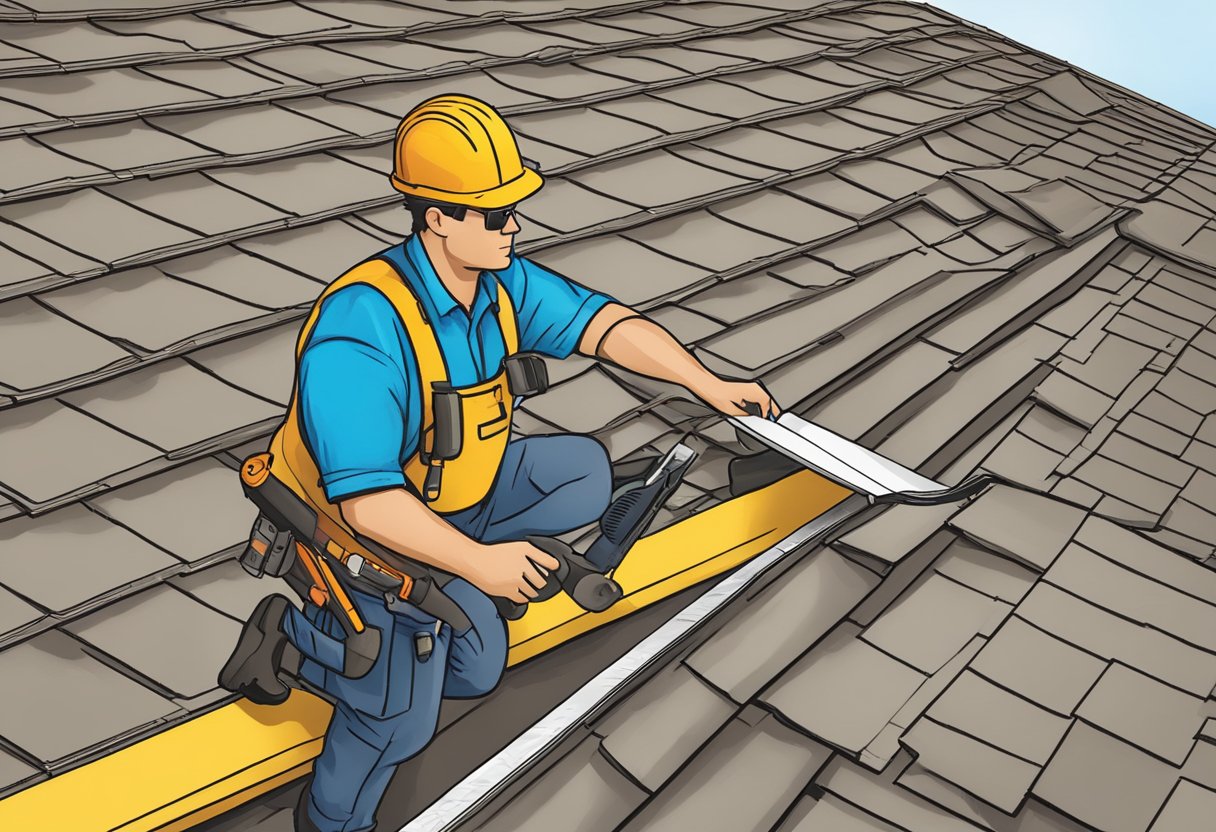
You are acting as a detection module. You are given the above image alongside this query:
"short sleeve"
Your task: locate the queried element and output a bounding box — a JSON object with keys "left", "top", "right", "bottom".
{"left": 298, "top": 285, "right": 415, "bottom": 503}
{"left": 498, "top": 256, "right": 619, "bottom": 359}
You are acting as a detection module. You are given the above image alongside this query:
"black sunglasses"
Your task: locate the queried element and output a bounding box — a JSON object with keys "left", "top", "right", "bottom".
{"left": 434, "top": 203, "right": 518, "bottom": 232}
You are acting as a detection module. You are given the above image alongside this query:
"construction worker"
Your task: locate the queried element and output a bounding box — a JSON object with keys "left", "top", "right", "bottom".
{"left": 218, "top": 94, "right": 780, "bottom": 832}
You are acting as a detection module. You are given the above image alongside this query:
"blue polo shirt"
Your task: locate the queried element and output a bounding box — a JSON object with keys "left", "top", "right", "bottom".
{"left": 298, "top": 233, "right": 618, "bottom": 503}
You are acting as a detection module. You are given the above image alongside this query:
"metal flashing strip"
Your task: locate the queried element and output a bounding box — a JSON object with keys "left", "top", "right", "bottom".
{"left": 400, "top": 495, "right": 867, "bottom": 832}
{"left": 732, "top": 412, "right": 995, "bottom": 505}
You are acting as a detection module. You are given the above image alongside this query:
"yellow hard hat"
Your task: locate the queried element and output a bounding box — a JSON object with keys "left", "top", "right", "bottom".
{"left": 390, "top": 94, "right": 544, "bottom": 209}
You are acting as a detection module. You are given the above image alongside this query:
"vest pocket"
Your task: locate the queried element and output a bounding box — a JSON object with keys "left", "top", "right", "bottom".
{"left": 469, "top": 383, "right": 509, "bottom": 440}
{"left": 477, "top": 400, "right": 508, "bottom": 439}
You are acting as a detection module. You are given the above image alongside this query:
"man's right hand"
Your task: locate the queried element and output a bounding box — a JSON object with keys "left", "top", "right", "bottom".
{"left": 468, "top": 540, "right": 562, "bottom": 604}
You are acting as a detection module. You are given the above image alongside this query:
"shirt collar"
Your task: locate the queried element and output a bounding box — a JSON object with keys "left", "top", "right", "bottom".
{"left": 403, "top": 233, "right": 498, "bottom": 322}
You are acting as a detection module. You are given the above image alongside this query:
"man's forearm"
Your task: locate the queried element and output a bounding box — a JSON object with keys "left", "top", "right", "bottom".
{"left": 591, "top": 314, "right": 717, "bottom": 395}
{"left": 339, "top": 487, "right": 483, "bottom": 580}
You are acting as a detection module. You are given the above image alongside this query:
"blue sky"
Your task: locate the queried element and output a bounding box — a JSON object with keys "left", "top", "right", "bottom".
{"left": 913, "top": 0, "right": 1216, "bottom": 128}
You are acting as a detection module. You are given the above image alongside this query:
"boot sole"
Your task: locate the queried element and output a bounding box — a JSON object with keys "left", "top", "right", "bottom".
{"left": 219, "top": 594, "right": 290, "bottom": 705}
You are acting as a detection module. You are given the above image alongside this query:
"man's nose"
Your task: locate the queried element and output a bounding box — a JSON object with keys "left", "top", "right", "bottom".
{"left": 501, "top": 212, "right": 521, "bottom": 235}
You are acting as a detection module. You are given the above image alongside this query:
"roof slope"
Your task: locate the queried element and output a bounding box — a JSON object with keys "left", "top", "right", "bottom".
{"left": 1, "top": 1, "right": 1215, "bottom": 830}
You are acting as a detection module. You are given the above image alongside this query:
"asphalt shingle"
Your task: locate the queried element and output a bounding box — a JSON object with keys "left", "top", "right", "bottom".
{"left": 617, "top": 707, "right": 831, "bottom": 832}
{"left": 520, "top": 366, "right": 644, "bottom": 435}
{"left": 512, "top": 106, "right": 663, "bottom": 157}
{"left": 774, "top": 793, "right": 901, "bottom": 832}
{"left": 700, "top": 248, "right": 950, "bottom": 372}
{"left": 2, "top": 189, "right": 199, "bottom": 267}
{"left": 60, "top": 357, "right": 282, "bottom": 454}
{"left": 806, "top": 340, "right": 954, "bottom": 440}
{"left": 0, "top": 504, "right": 179, "bottom": 613}
{"left": 1045, "top": 543, "right": 1216, "bottom": 653}
{"left": 140, "top": 56, "right": 293, "bottom": 98}
{"left": 34, "top": 120, "right": 215, "bottom": 173}
{"left": 596, "top": 662, "right": 737, "bottom": 791}
{"left": 527, "top": 232, "right": 710, "bottom": 306}
{"left": 0, "top": 135, "right": 106, "bottom": 197}
{"left": 977, "top": 420, "right": 1066, "bottom": 491}
{"left": 876, "top": 325, "right": 1065, "bottom": 469}
{"left": 0, "top": 297, "right": 132, "bottom": 392}
{"left": 568, "top": 148, "right": 751, "bottom": 209}
{"left": 761, "top": 621, "right": 926, "bottom": 752}
{"left": 64, "top": 584, "right": 243, "bottom": 699}
{"left": 685, "top": 548, "right": 880, "bottom": 703}
{"left": 38, "top": 266, "right": 264, "bottom": 354}
{"left": 901, "top": 717, "right": 1038, "bottom": 814}
{"left": 1033, "top": 720, "right": 1177, "bottom": 832}
{"left": 155, "top": 99, "right": 350, "bottom": 154}
{"left": 710, "top": 188, "right": 855, "bottom": 247}
{"left": 947, "top": 484, "right": 1086, "bottom": 571}
{"left": 1017, "top": 581, "right": 1216, "bottom": 698}
{"left": 834, "top": 502, "right": 960, "bottom": 569}
{"left": 158, "top": 245, "right": 325, "bottom": 309}
{"left": 0, "top": 243, "right": 54, "bottom": 296}
{"left": 488, "top": 61, "right": 626, "bottom": 101}
{"left": 816, "top": 754, "right": 982, "bottom": 832}
{"left": 0, "top": 630, "right": 178, "bottom": 767}
{"left": 242, "top": 43, "right": 400, "bottom": 86}
{"left": 1075, "top": 662, "right": 1212, "bottom": 766}
{"left": 184, "top": 321, "right": 299, "bottom": 407}
{"left": 0, "top": 398, "right": 161, "bottom": 508}
{"left": 476, "top": 733, "right": 645, "bottom": 832}
{"left": 1152, "top": 780, "right": 1216, "bottom": 832}
{"left": 0, "top": 68, "right": 205, "bottom": 123}
{"left": 206, "top": 153, "right": 387, "bottom": 217}
{"left": 85, "top": 458, "right": 257, "bottom": 564}
{"left": 623, "top": 208, "right": 789, "bottom": 274}
{"left": 861, "top": 572, "right": 1009, "bottom": 674}
{"left": 926, "top": 669, "right": 1070, "bottom": 766}
{"left": 517, "top": 177, "right": 636, "bottom": 234}
{"left": 762, "top": 268, "right": 1005, "bottom": 409}
{"left": 972, "top": 617, "right": 1108, "bottom": 715}
{"left": 94, "top": 15, "right": 254, "bottom": 52}
{"left": 0, "top": 582, "right": 41, "bottom": 640}
{"left": 932, "top": 535, "right": 1037, "bottom": 604}
{"left": 681, "top": 271, "right": 809, "bottom": 326}
{"left": 0, "top": 747, "right": 40, "bottom": 794}
{"left": 925, "top": 228, "right": 1120, "bottom": 356}
{"left": 232, "top": 219, "right": 388, "bottom": 282}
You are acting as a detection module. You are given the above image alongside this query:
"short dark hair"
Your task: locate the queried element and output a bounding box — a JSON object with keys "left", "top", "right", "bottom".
{"left": 404, "top": 198, "right": 466, "bottom": 235}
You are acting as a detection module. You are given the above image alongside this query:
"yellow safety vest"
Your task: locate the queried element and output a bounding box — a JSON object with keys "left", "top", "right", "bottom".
{"left": 265, "top": 256, "right": 519, "bottom": 563}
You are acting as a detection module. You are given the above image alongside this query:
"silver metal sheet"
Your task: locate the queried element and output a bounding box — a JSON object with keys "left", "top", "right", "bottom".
{"left": 731, "top": 412, "right": 946, "bottom": 497}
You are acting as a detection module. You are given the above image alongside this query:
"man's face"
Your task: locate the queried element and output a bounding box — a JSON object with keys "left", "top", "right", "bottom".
{"left": 430, "top": 204, "right": 522, "bottom": 272}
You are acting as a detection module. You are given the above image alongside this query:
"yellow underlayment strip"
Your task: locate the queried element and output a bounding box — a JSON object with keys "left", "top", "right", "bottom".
{"left": 0, "top": 470, "right": 848, "bottom": 831}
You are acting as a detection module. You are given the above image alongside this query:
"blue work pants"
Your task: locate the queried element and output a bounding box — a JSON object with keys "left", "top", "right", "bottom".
{"left": 280, "top": 434, "right": 612, "bottom": 832}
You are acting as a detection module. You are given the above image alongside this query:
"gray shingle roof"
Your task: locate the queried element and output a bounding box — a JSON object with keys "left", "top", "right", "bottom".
{"left": 2, "top": 1, "right": 1216, "bottom": 830}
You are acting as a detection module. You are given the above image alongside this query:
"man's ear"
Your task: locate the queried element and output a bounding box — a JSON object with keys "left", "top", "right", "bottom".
{"left": 425, "top": 206, "right": 451, "bottom": 238}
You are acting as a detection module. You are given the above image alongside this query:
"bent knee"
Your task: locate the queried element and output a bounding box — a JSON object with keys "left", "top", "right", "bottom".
{"left": 573, "top": 436, "right": 612, "bottom": 522}
{"left": 448, "top": 660, "right": 504, "bottom": 698}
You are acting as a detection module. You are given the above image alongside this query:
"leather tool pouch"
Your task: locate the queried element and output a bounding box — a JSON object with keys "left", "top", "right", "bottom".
{"left": 239, "top": 513, "right": 297, "bottom": 578}
{"left": 504, "top": 353, "right": 548, "bottom": 398}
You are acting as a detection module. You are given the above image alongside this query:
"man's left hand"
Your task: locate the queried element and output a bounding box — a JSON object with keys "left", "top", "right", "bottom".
{"left": 693, "top": 375, "right": 782, "bottom": 419}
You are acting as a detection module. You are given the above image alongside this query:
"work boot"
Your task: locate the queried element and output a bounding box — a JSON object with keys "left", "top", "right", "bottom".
{"left": 218, "top": 593, "right": 291, "bottom": 705}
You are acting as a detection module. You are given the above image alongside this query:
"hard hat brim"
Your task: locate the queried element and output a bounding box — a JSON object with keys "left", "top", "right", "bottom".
{"left": 390, "top": 166, "right": 544, "bottom": 209}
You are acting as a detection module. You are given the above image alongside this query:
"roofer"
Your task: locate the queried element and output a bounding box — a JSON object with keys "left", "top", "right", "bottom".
{"left": 217, "top": 93, "right": 780, "bottom": 832}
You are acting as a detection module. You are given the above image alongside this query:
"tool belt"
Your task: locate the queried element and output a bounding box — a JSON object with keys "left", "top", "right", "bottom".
{"left": 238, "top": 453, "right": 473, "bottom": 635}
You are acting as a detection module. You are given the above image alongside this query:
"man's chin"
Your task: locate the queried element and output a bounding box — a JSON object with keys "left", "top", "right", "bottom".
{"left": 486, "top": 252, "right": 512, "bottom": 270}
